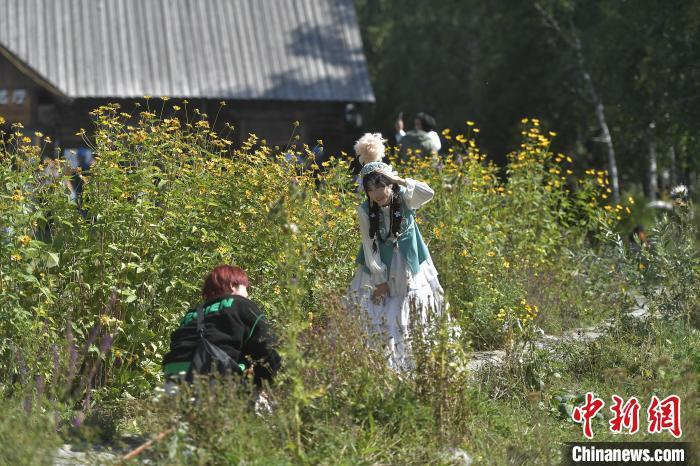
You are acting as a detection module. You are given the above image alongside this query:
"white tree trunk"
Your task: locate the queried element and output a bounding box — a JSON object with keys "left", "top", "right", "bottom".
{"left": 591, "top": 98, "right": 620, "bottom": 204}
{"left": 648, "top": 141, "right": 658, "bottom": 201}
{"left": 669, "top": 146, "right": 677, "bottom": 187}
{"left": 534, "top": 4, "right": 621, "bottom": 204}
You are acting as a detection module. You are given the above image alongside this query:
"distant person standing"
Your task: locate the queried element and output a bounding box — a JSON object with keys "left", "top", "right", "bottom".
{"left": 66, "top": 148, "right": 93, "bottom": 217}
{"left": 395, "top": 112, "right": 441, "bottom": 159}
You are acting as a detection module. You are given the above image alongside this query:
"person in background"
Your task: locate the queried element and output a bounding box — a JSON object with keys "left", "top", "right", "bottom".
{"left": 162, "top": 265, "right": 281, "bottom": 389}
{"left": 395, "top": 112, "right": 441, "bottom": 156}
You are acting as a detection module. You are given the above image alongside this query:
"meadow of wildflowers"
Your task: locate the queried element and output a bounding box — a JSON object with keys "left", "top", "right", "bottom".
{"left": 0, "top": 103, "right": 697, "bottom": 463}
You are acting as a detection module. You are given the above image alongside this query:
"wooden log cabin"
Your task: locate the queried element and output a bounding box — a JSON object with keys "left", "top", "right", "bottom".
{"left": 0, "top": 0, "right": 374, "bottom": 162}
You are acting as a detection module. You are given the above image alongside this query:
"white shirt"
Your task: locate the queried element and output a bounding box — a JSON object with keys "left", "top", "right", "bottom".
{"left": 356, "top": 178, "right": 434, "bottom": 290}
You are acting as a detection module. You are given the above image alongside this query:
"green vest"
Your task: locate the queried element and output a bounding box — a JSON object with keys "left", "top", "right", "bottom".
{"left": 399, "top": 130, "right": 434, "bottom": 160}
{"left": 355, "top": 194, "right": 430, "bottom": 276}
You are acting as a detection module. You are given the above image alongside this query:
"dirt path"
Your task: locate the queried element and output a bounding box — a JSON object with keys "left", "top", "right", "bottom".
{"left": 466, "top": 294, "right": 649, "bottom": 373}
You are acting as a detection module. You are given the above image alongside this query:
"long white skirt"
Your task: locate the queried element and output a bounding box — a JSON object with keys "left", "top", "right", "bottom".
{"left": 347, "top": 256, "right": 444, "bottom": 371}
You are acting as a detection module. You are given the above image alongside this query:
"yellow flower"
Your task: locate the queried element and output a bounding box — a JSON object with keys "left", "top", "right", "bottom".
{"left": 18, "top": 235, "right": 31, "bottom": 247}
{"left": 466, "top": 120, "right": 475, "bottom": 126}
{"left": 10, "top": 253, "right": 22, "bottom": 262}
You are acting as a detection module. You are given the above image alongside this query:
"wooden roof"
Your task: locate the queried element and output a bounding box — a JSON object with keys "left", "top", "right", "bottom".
{"left": 0, "top": 0, "right": 375, "bottom": 102}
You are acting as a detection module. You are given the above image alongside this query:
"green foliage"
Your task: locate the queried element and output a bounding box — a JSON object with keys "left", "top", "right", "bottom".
{"left": 1, "top": 107, "right": 625, "bottom": 401}
{"left": 1, "top": 106, "right": 697, "bottom": 463}
{"left": 0, "top": 401, "right": 62, "bottom": 466}
{"left": 614, "top": 194, "right": 700, "bottom": 327}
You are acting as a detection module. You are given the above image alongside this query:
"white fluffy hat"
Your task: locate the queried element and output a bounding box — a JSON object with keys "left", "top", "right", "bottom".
{"left": 354, "top": 133, "right": 386, "bottom": 165}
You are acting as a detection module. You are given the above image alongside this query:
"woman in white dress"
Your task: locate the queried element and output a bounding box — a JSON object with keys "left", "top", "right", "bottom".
{"left": 347, "top": 133, "right": 444, "bottom": 371}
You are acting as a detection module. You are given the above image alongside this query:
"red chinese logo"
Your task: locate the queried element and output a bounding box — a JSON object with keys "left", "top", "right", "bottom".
{"left": 609, "top": 395, "right": 641, "bottom": 434}
{"left": 647, "top": 395, "right": 682, "bottom": 438}
{"left": 572, "top": 392, "right": 605, "bottom": 439}
{"left": 572, "top": 393, "right": 682, "bottom": 438}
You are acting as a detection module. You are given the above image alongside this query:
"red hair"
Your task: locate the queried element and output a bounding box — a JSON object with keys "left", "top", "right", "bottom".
{"left": 202, "top": 265, "right": 250, "bottom": 301}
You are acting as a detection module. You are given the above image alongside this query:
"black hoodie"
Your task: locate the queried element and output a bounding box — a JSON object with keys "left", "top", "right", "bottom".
{"left": 162, "top": 294, "right": 281, "bottom": 386}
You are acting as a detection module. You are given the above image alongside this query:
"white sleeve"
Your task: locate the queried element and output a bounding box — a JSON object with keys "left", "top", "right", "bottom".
{"left": 396, "top": 129, "right": 406, "bottom": 143}
{"left": 402, "top": 178, "right": 434, "bottom": 210}
{"left": 357, "top": 205, "right": 387, "bottom": 285}
{"left": 428, "top": 131, "right": 442, "bottom": 152}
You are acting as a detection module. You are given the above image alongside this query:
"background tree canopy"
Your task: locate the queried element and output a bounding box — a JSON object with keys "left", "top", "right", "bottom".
{"left": 355, "top": 0, "right": 700, "bottom": 198}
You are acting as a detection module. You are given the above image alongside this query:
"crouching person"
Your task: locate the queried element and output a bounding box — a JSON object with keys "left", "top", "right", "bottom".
{"left": 162, "top": 265, "right": 281, "bottom": 399}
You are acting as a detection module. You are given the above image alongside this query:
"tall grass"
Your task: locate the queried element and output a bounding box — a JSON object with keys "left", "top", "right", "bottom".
{"left": 1, "top": 105, "right": 696, "bottom": 463}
